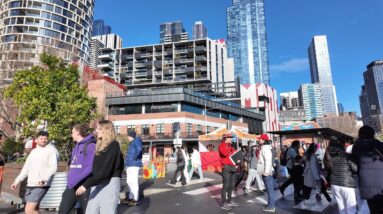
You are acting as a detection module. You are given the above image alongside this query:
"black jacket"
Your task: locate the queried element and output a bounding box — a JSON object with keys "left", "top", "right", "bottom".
{"left": 352, "top": 138, "right": 383, "bottom": 199}
{"left": 324, "top": 146, "right": 357, "bottom": 188}
{"left": 83, "top": 140, "right": 124, "bottom": 189}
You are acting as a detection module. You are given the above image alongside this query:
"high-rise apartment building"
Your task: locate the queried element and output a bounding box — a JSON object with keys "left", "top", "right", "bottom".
{"left": 97, "top": 38, "right": 234, "bottom": 89}
{"left": 359, "top": 60, "right": 383, "bottom": 133}
{"left": 227, "top": 0, "right": 270, "bottom": 85}
{"left": 280, "top": 92, "right": 300, "bottom": 110}
{"left": 308, "top": 35, "right": 338, "bottom": 116}
{"left": 92, "top": 34, "right": 123, "bottom": 50}
{"left": 299, "top": 83, "right": 324, "bottom": 120}
{"left": 92, "top": 19, "right": 111, "bottom": 36}
{"left": 193, "top": 21, "right": 207, "bottom": 40}
{"left": 160, "top": 21, "right": 189, "bottom": 43}
{"left": 89, "top": 39, "right": 105, "bottom": 70}
{"left": 0, "top": 0, "right": 95, "bottom": 80}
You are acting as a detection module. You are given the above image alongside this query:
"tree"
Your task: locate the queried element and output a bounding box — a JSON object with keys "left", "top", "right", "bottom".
{"left": 4, "top": 53, "right": 98, "bottom": 157}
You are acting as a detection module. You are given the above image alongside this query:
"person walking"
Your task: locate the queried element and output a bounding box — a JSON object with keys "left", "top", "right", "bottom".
{"left": 279, "top": 140, "right": 300, "bottom": 196}
{"left": 59, "top": 124, "right": 96, "bottom": 214}
{"left": 302, "top": 143, "right": 321, "bottom": 204}
{"left": 170, "top": 147, "right": 187, "bottom": 186}
{"left": 188, "top": 146, "right": 204, "bottom": 180}
{"left": 290, "top": 155, "right": 305, "bottom": 205}
{"left": 324, "top": 137, "right": 358, "bottom": 214}
{"left": 75, "top": 120, "right": 124, "bottom": 214}
{"left": 352, "top": 125, "right": 383, "bottom": 214}
{"left": 124, "top": 130, "right": 143, "bottom": 206}
{"left": 257, "top": 134, "right": 276, "bottom": 213}
{"left": 219, "top": 132, "right": 240, "bottom": 211}
{"left": 11, "top": 131, "right": 59, "bottom": 214}
{"left": 243, "top": 142, "right": 265, "bottom": 194}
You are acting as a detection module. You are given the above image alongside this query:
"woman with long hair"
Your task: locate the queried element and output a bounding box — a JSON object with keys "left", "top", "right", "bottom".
{"left": 324, "top": 137, "right": 357, "bottom": 214}
{"left": 302, "top": 143, "right": 321, "bottom": 203}
{"left": 75, "top": 120, "right": 124, "bottom": 214}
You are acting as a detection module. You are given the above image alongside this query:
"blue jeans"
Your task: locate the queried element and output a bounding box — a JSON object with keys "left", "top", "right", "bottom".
{"left": 263, "top": 175, "right": 276, "bottom": 209}
{"left": 188, "top": 165, "right": 204, "bottom": 180}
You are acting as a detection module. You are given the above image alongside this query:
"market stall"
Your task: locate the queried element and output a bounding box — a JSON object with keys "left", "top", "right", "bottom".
{"left": 198, "top": 127, "right": 259, "bottom": 172}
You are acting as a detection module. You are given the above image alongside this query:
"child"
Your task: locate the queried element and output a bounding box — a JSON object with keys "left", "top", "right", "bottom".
{"left": 290, "top": 155, "right": 305, "bottom": 204}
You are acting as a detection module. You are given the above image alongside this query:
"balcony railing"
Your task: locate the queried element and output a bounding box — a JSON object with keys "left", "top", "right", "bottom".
{"left": 140, "top": 132, "right": 202, "bottom": 140}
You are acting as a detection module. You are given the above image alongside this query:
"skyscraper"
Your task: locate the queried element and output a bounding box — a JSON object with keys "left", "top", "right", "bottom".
{"left": 92, "top": 19, "right": 112, "bottom": 36}
{"left": 299, "top": 84, "right": 324, "bottom": 120}
{"left": 92, "top": 34, "right": 123, "bottom": 50}
{"left": 160, "top": 21, "right": 189, "bottom": 43}
{"left": 193, "top": 21, "right": 208, "bottom": 40}
{"left": 227, "top": 0, "right": 270, "bottom": 85}
{"left": 337, "top": 103, "right": 344, "bottom": 113}
{"left": 359, "top": 60, "right": 383, "bottom": 133}
{"left": 308, "top": 35, "right": 338, "bottom": 116}
{"left": 0, "top": 0, "right": 95, "bottom": 81}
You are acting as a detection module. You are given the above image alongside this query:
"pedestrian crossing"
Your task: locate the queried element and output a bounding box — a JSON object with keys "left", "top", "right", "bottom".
{"left": 181, "top": 181, "right": 336, "bottom": 212}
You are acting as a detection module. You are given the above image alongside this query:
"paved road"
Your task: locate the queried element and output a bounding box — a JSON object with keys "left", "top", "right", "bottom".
{"left": 1, "top": 171, "right": 363, "bottom": 214}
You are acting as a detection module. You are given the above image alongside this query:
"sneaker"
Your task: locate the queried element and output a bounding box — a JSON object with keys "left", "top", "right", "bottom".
{"left": 242, "top": 187, "right": 249, "bottom": 193}
{"left": 127, "top": 200, "right": 140, "bottom": 206}
{"left": 228, "top": 201, "right": 240, "bottom": 207}
{"left": 262, "top": 207, "right": 276, "bottom": 213}
{"left": 220, "top": 203, "right": 233, "bottom": 210}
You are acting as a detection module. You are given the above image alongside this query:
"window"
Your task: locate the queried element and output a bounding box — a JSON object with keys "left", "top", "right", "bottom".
{"left": 114, "top": 126, "right": 120, "bottom": 135}
{"left": 141, "top": 124, "right": 149, "bottom": 135}
{"left": 197, "top": 125, "right": 202, "bottom": 133}
{"left": 127, "top": 125, "right": 135, "bottom": 133}
{"left": 186, "top": 123, "right": 192, "bottom": 134}
{"left": 156, "top": 124, "right": 164, "bottom": 134}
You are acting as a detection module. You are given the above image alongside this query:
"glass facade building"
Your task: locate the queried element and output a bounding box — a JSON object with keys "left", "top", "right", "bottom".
{"left": 160, "top": 21, "right": 189, "bottom": 43}
{"left": 362, "top": 61, "right": 383, "bottom": 115}
{"left": 92, "top": 19, "right": 111, "bottom": 36}
{"left": 299, "top": 83, "right": 324, "bottom": 120}
{"left": 0, "top": 0, "right": 95, "bottom": 80}
{"left": 227, "top": 0, "right": 270, "bottom": 85}
{"left": 308, "top": 35, "right": 338, "bottom": 116}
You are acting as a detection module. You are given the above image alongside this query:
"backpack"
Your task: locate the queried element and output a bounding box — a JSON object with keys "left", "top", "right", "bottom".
{"left": 280, "top": 149, "right": 289, "bottom": 166}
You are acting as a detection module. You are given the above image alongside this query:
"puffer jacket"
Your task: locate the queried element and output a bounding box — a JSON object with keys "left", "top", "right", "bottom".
{"left": 324, "top": 146, "right": 357, "bottom": 188}
{"left": 125, "top": 136, "right": 143, "bottom": 167}
{"left": 352, "top": 138, "right": 383, "bottom": 199}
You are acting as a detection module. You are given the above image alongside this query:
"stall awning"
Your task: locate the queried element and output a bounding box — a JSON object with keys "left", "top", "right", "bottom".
{"left": 198, "top": 127, "right": 259, "bottom": 142}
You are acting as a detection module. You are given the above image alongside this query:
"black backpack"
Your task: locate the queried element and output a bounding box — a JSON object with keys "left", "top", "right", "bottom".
{"left": 280, "top": 149, "right": 289, "bottom": 166}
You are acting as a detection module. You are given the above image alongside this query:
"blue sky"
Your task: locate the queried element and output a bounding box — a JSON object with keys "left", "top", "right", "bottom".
{"left": 93, "top": 0, "right": 383, "bottom": 115}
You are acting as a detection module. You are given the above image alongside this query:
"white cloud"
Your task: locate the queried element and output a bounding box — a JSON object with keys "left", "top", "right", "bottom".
{"left": 270, "top": 58, "right": 309, "bottom": 74}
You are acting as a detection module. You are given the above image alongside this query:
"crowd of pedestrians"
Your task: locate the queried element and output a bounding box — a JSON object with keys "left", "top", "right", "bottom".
{"left": 7, "top": 123, "right": 383, "bottom": 214}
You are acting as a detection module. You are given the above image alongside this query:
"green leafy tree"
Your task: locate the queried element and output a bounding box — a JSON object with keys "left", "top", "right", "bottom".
{"left": 4, "top": 54, "right": 98, "bottom": 159}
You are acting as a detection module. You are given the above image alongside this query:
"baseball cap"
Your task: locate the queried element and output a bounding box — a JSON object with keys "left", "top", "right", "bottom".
{"left": 257, "top": 133, "right": 269, "bottom": 141}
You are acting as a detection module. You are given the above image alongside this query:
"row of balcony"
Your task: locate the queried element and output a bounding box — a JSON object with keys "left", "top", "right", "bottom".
{"left": 139, "top": 132, "right": 205, "bottom": 140}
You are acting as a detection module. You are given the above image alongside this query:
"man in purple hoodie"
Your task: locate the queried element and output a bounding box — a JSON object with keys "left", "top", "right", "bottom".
{"left": 58, "top": 124, "right": 96, "bottom": 214}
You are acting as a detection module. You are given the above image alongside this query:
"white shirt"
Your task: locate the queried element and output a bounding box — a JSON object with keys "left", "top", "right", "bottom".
{"left": 15, "top": 144, "right": 59, "bottom": 187}
{"left": 190, "top": 150, "right": 202, "bottom": 166}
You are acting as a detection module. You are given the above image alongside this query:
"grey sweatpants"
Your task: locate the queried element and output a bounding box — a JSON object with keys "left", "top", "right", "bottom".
{"left": 86, "top": 177, "right": 120, "bottom": 214}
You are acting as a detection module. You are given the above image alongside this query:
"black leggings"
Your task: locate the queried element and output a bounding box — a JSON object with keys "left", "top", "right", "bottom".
{"left": 58, "top": 187, "right": 90, "bottom": 214}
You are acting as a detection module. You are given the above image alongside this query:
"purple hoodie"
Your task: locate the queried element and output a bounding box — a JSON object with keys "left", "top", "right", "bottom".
{"left": 67, "top": 134, "right": 96, "bottom": 189}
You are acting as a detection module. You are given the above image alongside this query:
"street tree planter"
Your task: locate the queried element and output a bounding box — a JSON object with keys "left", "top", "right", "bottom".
{"left": 0, "top": 162, "right": 67, "bottom": 208}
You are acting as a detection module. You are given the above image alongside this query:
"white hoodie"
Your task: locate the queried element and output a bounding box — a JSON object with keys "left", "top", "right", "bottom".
{"left": 15, "top": 144, "right": 59, "bottom": 187}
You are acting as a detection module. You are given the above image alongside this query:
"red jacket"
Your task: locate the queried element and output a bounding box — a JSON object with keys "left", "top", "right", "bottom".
{"left": 219, "top": 141, "right": 235, "bottom": 166}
